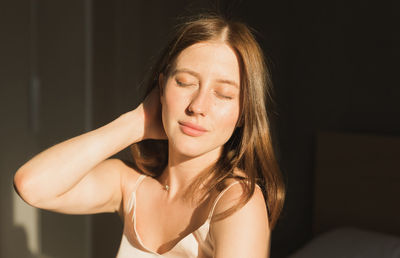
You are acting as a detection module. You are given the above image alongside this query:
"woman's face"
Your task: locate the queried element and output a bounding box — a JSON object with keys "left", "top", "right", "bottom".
{"left": 160, "top": 41, "right": 240, "bottom": 158}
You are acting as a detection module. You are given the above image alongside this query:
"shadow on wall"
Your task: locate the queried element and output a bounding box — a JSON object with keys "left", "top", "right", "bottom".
{"left": 0, "top": 136, "right": 41, "bottom": 257}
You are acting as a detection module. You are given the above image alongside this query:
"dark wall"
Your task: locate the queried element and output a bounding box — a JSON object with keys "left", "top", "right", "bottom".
{"left": 1, "top": 0, "right": 90, "bottom": 257}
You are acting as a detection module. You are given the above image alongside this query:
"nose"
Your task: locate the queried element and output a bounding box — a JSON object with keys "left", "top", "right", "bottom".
{"left": 186, "top": 89, "right": 210, "bottom": 116}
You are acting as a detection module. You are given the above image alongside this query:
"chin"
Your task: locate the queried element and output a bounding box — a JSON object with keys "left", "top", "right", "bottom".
{"left": 170, "top": 138, "right": 205, "bottom": 157}
{"left": 169, "top": 138, "right": 224, "bottom": 161}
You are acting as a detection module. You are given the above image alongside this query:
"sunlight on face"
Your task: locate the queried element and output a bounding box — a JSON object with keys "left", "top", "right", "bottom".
{"left": 160, "top": 41, "right": 240, "bottom": 159}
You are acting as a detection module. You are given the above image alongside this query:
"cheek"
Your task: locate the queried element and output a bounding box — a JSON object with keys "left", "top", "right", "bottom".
{"left": 162, "top": 87, "right": 187, "bottom": 116}
{"left": 213, "top": 104, "right": 240, "bottom": 130}
{"left": 160, "top": 85, "right": 188, "bottom": 132}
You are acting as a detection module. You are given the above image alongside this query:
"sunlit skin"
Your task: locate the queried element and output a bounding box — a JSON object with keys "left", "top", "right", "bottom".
{"left": 161, "top": 42, "right": 240, "bottom": 159}
{"left": 157, "top": 41, "right": 241, "bottom": 194}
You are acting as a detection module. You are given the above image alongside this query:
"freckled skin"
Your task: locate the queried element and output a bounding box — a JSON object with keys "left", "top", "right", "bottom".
{"left": 160, "top": 42, "right": 241, "bottom": 159}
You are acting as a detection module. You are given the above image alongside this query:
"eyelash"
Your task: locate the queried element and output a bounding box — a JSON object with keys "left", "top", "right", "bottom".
{"left": 216, "top": 93, "right": 233, "bottom": 100}
{"left": 176, "top": 79, "right": 233, "bottom": 100}
{"left": 176, "top": 80, "right": 192, "bottom": 87}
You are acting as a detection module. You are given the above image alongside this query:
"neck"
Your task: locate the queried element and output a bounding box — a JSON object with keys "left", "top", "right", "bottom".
{"left": 159, "top": 145, "right": 222, "bottom": 199}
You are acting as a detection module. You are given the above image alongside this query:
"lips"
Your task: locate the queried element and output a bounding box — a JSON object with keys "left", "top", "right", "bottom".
{"left": 178, "top": 121, "right": 208, "bottom": 137}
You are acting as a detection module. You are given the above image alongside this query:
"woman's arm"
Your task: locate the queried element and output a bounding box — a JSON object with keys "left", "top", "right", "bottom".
{"left": 210, "top": 185, "right": 271, "bottom": 258}
{"left": 14, "top": 87, "right": 164, "bottom": 214}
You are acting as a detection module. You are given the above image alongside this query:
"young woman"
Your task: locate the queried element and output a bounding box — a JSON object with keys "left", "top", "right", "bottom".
{"left": 14, "top": 14, "right": 285, "bottom": 258}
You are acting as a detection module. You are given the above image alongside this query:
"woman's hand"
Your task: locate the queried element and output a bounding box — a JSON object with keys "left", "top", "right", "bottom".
{"left": 139, "top": 86, "right": 167, "bottom": 140}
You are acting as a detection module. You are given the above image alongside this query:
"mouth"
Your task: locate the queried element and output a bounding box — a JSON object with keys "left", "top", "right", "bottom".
{"left": 178, "top": 121, "right": 208, "bottom": 137}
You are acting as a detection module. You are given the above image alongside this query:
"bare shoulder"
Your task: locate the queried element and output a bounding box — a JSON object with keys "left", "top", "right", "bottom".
{"left": 211, "top": 176, "right": 270, "bottom": 258}
{"left": 213, "top": 178, "right": 268, "bottom": 223}
{"left": 215, "top": 168, "right": 267, "bottom": 215}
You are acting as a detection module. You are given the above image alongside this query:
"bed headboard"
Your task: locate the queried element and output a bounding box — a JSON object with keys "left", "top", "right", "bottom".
{"left": 313, "top": 131, "right": 400, "bottom": 237}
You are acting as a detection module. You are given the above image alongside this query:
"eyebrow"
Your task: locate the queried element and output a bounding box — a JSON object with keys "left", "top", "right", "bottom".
{"left": 172, "top": 68, "right": 239, "bottom": 89}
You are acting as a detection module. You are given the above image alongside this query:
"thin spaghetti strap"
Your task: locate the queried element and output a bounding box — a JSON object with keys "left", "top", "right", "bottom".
{"left": 127, "top": 174, "right": 146, "bottom": 213}
{"left": 207, "top": 181, "right": 241, "bottom": 221}
{"left": 133, "top": 174, "right": 146, "bottom": 192}
{"left": 207, "top": 182, "right": 263, "bottom": 221}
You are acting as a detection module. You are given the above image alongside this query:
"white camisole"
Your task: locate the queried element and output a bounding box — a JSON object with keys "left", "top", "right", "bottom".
{"left": 116, "top": 174, "right": 241, "bottom": 258}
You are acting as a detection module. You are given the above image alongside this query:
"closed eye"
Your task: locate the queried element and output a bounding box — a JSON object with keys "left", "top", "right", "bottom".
{"left": 176, "top": 79, "right": 196, "bottom": 87}
{"left": 216, "top": 92, "right": 233, "bottom": 100}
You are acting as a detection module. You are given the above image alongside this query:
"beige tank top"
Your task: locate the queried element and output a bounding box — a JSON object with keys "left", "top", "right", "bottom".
{"left": 116, "top": 174, "right": 241, "bottom": 258}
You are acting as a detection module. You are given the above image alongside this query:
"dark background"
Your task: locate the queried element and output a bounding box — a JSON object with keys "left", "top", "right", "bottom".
{"left": 1, "top": 0, "right": 398, "bottom": 257}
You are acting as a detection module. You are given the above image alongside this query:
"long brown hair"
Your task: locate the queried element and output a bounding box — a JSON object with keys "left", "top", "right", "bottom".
{"left": 130, "top": 13, "right": 285, "bottom": 230}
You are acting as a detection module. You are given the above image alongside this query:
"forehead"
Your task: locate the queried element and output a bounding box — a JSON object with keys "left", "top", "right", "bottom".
{"left": 172, "top": 42, "right": 240, "bottom": 85}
